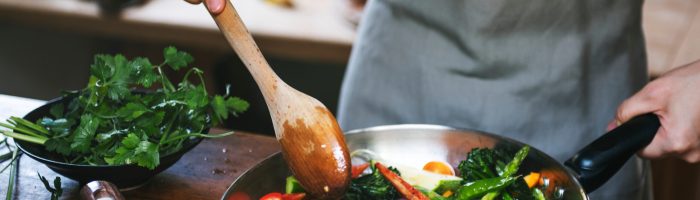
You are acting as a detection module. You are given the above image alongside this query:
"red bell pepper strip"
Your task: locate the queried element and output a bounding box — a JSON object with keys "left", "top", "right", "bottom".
{"left": 374, "top": 162, "right": 430, "bottom": 200}
{"left": 351, "top": 163, "right": 370, "bottom": 179}
{"left": 259, "top": 192, "right": 282, "bottom": 200}
{"left": 282, "top": 193, "right": 306, "bottom": 200}
{"left": 259, "top": 192, "right": 305, "bottom": 200}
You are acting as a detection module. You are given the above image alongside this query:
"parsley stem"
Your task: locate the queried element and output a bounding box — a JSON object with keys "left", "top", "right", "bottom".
{"left": 9, "top": 116, "right": 49, "bottom": 135}
{"left": 0, "top": 122, "right": 46, "bottom": 139}
{"left": 0, "top": 130, "right": 47, "bottom": 145}
{"left": 158, "top": 107, "right": 182, "bottom": 145}
{"left": 160, "top": 131, "right": 235, "bottom": 145}
{"left": 4, "top": 148, "right": 19, "bottom": 200}
{"left": 0, "top": 151, "right": 11, "bottom": 163}
{"left": 0, "top": 155, "right": 18, "bottom": 174}
{"left": 156, "top": 66, "right": 176, "bottom": 93}
{"left": 181, "top": 68, "right": 195, "bottom": 84}
{"left": 194, "top": 68, "right": 208, "bottom": 96}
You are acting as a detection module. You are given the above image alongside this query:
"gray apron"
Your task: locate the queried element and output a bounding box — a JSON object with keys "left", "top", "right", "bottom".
{"left": 337, "top": 0, "right": 651, "bottom": 199}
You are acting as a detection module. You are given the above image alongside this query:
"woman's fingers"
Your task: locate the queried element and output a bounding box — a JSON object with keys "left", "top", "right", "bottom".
{"left": 614, "top": 80, "right": 668, "bottom": 125}
{"left": 184, "top": 0, "right": 203, "bottom": 4}
{"left": 204, "top": 0, "right": 225, "bottom": 14}
{"left": 183, "top": 0, "right": 224, "bottom": 14}
{"left": 616, "top": 60, "right": 700, "bottom": 163}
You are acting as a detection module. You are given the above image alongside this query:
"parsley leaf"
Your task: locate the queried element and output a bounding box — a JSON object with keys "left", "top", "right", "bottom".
{"left": 45, "top": 138, "right": 72, "bottom": 156}
{"left": 108, "top": 133, "right": 140, "bottom": 165}
{"left": 70, "top": 115, "right": 101, "bottom": 153}
{"left": 134, "top": 140, "right": 160, "bottom": 169}
{"left": 130, "top": 57, "right": 157, "bottom": 87}
{"left": 163, "top": 46, "right": 194, "bottom": 70}
{"left": 105, "top": 54, "right": 133, "bottom": 101}
{"left": 211, "top": 95, "right": 228, "bottom": 121}
{"left": 116, "top": 102, "right": 150, "bottom": 121}
{"left": 184, "top": 86, "right": 209, "bottom": 109}
{"left": 226, "top": 97, "right": 249, "bottom": 114}
{"left": 49, "top": 104, "right": 64, "bottom": 119}
{"left": 90, "top": 55, "right": 113, "bottom": 81}
{"left": 109, "top": 133, "right": 160, "bottom": 169}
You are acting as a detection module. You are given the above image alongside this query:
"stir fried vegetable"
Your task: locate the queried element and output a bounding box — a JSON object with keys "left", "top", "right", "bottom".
{"left": 455, "top": 146, "right": 541, "bottom": 200}
{"left": 272, "top": 145, "right": 547, "bottom": 200}
{"left": 375, "top": 162, "right": 430, "bottom": 200}
{"left": 455, "top": 176, "right": 518, "bottom": 200}
{"left": 457, "top": 148, "right": 510, "bottom": 181}
{"left": 345, "top": 161, "right": 402, "bottom": 200}
{"left": 423, "top": 161, "right": 455, "bottom": 176}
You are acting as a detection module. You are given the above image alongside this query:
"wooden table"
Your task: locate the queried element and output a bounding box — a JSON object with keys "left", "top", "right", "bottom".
{"left": 0, "top": 94, "right": 281, "bottom": 199}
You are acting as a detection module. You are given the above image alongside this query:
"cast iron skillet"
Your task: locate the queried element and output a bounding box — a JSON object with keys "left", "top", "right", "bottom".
{"left": 222, "top": 114, "right": 659, "bottom": 199}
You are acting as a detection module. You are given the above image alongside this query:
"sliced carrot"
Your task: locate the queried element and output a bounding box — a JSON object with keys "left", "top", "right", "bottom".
{"left": 351, "top": 163, "right": 370, "bottom": 179}
{"left": 375, "top": 162, "right": 430, "bottom": 200}
{"left": 524, "top": 172, "right": 541, "bottom": 188}
{"left": 441, "top": 190, "right": 453, "bottom": 198}
{"left": 422, "top": 161, "right": 455, "bottom": 176}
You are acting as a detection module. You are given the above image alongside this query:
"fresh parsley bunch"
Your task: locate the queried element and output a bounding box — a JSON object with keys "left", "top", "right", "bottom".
{"left": 0, "top": 47, "right": 248, "bottom": 169}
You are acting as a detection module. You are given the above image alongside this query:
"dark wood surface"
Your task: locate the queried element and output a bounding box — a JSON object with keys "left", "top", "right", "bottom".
{"left": 0, "top": 129, "right": 280, "bottom": 200}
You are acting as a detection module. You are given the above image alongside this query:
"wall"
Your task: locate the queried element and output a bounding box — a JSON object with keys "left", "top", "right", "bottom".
{"left": 644, "top": 0, "right": 700, "bottom": 199}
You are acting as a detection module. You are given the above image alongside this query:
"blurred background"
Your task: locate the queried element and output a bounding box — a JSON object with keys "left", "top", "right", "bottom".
{"left": 0, "top": 0, "right": 698, "bottom": 199}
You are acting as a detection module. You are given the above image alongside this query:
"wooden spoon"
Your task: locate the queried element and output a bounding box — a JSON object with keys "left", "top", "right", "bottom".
{"left": 204, "top": 1, "right": 351, "bottom": 198}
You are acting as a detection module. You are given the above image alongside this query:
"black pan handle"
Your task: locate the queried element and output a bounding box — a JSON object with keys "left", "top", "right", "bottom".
{"left": 564, "top": 113, "right": 660, "bottom": 193}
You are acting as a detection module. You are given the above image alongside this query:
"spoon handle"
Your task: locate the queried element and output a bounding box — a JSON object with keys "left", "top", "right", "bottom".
{"left": 206, "top": 0, "right": 280, "bottom": 99}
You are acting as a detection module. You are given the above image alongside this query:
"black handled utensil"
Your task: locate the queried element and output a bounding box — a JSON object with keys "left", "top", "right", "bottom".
{"left": 565, "top": 113, "right": 660, "bottom": 192}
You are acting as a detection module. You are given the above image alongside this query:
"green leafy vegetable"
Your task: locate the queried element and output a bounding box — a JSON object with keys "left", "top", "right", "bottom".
{"left": 457, "top": 148, "right": 510, "bottom": 182}
{"left": 456, "top": 176, "right": 517, "bottom": 200}
{"left": 433, "top": 179, "right": 462, "bottom": 194}
{"left": 70, "top": 115, "right": 101, "bottom": 153}
{"left": 455, "top": 146, "right": 535, "bottom": 200}
{"left": 415, "top": 186, "right": 448, "bottom": 200}
{"left": 164, "top": 46, "right": 194, "bottom": 70}
{"left": 501, "top": 146, "right": 529, "bottom": 177}
{"left": 285, "top": 176, "right": 305, "bottom": 194}
{"left": 532, "top": 188, "right": 545, "bottom": 200}
{"left": 0, "top": 46, "right": 247, "bottom": 169}
{"left": 345, "top": 161, "right": 401, "bottom": 200}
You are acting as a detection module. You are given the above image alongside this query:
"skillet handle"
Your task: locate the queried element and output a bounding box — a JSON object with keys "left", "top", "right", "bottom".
{"left": 564, "top": 113, "right": 660, "bottom": 193}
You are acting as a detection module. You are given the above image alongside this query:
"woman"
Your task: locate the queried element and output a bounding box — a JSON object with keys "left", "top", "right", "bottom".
{"left": 191, "top": 0, "right": 700, "bottom": 199}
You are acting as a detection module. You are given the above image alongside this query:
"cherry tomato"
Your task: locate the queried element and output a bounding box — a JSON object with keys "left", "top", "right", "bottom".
{"left": 260, "top": 192, "right": 282, "bottom": 200}
{"left": 422, "top": 161, "right": 455, "bottom": 176}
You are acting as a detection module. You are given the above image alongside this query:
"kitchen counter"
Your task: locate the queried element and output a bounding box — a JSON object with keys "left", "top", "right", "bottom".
{"left": 0, "top": 0, "right": 356, "bottom": 63}
{"left": 0, "top": 94, "right": 281, "bottom": 199}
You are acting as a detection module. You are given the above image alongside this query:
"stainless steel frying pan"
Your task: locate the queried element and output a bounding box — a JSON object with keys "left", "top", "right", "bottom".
{"left": 222, "top": 114, "right": 660, "bottom": 199}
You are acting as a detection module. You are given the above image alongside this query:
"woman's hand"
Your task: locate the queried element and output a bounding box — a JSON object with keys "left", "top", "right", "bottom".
{"left": 611, "top": 60, "right": 700, "bottom": 162}
{"left": 184, "top": 0, "right": 225, "bottom": 14}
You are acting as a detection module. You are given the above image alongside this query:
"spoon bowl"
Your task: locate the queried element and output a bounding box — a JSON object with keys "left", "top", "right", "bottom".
{"left": 204, "top": 1, "right": 351, "bottom": 198}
